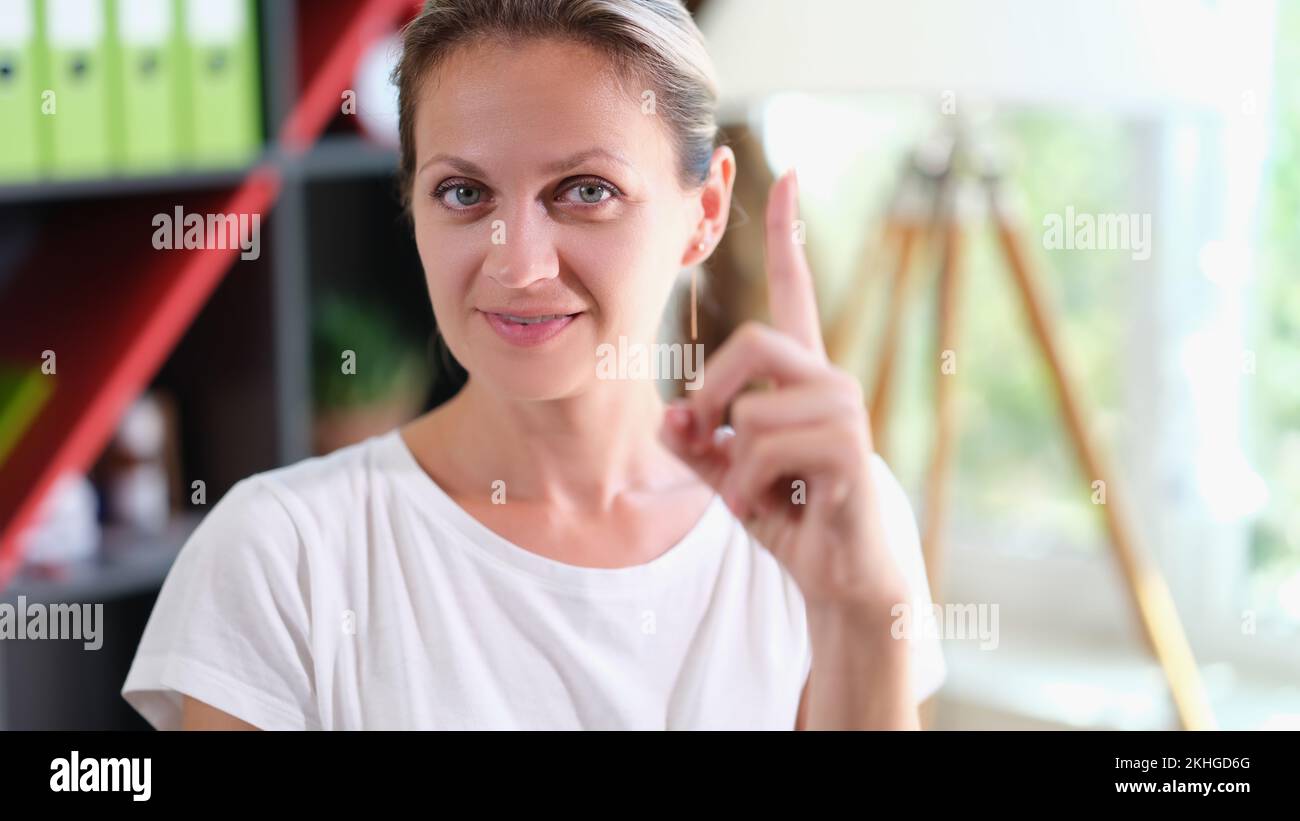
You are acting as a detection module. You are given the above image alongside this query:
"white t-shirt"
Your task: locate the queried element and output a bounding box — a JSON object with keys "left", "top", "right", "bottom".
{"left": 122, "top": 429, "right": 945, "bottom": 730}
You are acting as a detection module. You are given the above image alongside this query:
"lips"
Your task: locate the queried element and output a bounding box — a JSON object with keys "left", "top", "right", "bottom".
{"left": 493, "top": 313, "right": 571, "bottom": 324}
{"left": 481, "top": 309, "right": 582, "bottom": 346}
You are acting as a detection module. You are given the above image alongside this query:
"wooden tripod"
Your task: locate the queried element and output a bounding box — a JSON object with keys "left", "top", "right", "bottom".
{"left": 828, "top": 135, "right": 1216, "bottom": 731}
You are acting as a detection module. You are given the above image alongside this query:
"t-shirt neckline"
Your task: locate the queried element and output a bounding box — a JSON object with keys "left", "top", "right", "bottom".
{"left": 379, "top": 429, "right": 730, "bottom": 595}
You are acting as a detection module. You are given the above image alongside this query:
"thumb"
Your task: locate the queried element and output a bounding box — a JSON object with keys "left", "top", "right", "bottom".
{"left": 660, "top": 399, "right": 732, "bottom": 492}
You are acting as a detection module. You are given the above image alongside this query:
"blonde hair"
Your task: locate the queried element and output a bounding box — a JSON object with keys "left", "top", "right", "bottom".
{"left": 392, "top": 0, "right": 720, "bottom": 211}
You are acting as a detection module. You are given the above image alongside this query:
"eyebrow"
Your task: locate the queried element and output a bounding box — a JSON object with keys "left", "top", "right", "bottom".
{"left": 417, "top": 147, "right": 633, "bottom": 179}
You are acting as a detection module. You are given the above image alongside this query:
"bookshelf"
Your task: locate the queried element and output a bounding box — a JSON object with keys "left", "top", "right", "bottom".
{"left": 0, "top": 0, "right": 421, "bottom": 729}
{"left": 0, "top": 0, "right": 417, "bottom": 585}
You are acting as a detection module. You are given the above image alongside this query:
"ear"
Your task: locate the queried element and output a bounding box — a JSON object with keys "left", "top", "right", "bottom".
{"left": 681, "top": 145, "right": 736, "bottom": 267}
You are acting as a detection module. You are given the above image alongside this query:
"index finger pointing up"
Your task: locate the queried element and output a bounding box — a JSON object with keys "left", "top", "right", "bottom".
{"left": 764, "top": 168, "right": 827, "bottom": 360}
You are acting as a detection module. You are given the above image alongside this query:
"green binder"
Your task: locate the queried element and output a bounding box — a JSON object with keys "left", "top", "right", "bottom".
{"left": 40, "top": 0, "right": 114, "bottom": 178}
{"left": 0, "top": 362, "right": 53, "bottom": 470}
{"left": 0, "top": 0, "right": 43, "bottom": 181}
{"left": 180, "top": 0, "right": 260, "bottom": 168}
{"left": 111, "top": 0, "right": 184, "bottom": 172}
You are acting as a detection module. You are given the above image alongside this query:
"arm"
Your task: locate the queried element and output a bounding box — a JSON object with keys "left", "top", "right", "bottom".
{"left": 801, "top": 601, "right": 919, "bottom": 730}
{"left": 181, "top": 695, "right": 261, "bottom": 730}
{"left": 793, "top": 600, "right": 919, "bottom": 731}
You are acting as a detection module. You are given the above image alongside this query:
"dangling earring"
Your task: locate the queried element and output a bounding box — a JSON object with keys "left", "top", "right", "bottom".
{"left": 690, "top": 238, "right": 708, "bottom": 341}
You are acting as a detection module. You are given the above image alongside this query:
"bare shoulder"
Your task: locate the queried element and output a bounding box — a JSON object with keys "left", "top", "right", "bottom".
{"left": 180, "top": 696, "right": 261, "bottom": 731}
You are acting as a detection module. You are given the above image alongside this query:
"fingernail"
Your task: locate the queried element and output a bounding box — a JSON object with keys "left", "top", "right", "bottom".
{"left": 666, "top": 400, "right": 691, "bottom": 429}
{"left": 712, "top": 424, "right": 735, "bottom": 448}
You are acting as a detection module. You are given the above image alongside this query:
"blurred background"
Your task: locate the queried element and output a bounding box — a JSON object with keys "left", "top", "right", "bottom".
{"left": 0, "top": 0, "right": 1296, "bottom": 730}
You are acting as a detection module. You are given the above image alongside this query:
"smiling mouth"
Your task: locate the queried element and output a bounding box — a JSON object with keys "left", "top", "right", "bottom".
{"left": 492, "top": 312, "right": 579, "bottom": 324}
{"left": 480, "top": 310, "right": 583, "bottom": 346}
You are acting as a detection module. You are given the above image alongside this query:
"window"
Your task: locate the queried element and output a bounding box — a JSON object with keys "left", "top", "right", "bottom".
{"left": 752, "top": 2, "right": 1296, "bottom": 684}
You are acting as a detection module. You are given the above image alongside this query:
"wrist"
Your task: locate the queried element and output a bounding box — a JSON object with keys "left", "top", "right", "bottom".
{"left": 803, "top": 596, "right": 918, "bottom": 730}
{"left": 806, "top": 595, "right": 909, "bottom": 657}
{"left": 806, "top": 581, "right": 910, "bottom": 628}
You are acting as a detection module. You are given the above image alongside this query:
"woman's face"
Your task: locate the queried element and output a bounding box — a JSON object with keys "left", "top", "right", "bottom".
{"left": 410, "top": 36, "right": 726, "bottom": 401}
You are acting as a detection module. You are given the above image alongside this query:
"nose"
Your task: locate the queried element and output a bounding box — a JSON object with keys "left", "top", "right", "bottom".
{"left": 483, "top": 203, "right": 560, "bottom": 290}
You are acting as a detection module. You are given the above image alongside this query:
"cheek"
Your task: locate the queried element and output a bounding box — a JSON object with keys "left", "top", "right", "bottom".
{"left": 563, "top": 211, "right": 675, "bottom": 325}
{"left": 413, "top": 217, "right": 476, "bottom": 326}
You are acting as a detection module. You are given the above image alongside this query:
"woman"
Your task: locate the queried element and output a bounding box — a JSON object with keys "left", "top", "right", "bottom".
{"left": 122, "top": 0, "right": 945, "bottom": 730}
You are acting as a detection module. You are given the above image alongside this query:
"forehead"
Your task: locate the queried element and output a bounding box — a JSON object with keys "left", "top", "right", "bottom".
{"left": 414, "top": 36, "right": 674, "bottom": 177}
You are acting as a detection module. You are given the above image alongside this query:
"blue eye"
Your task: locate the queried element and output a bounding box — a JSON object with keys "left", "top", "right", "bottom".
{"left": 432, "top": 181, "right": 486, "bottom": 210}
{"left": 566, "top": 182, "right": 610, "bottom": 204}
{"left": 560, "top": 178, "right": 621, "bottom": 207}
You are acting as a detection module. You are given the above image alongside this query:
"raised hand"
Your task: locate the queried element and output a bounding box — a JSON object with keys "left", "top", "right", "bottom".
{"left": 660, "top": 169, "right": 909, "bottom": 613}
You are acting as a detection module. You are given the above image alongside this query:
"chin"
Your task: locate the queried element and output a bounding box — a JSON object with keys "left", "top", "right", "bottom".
{"left": 462, "top": 323, "right": 600, "bottom": 401}
{"left": 480, "top": 365, "right": 595, "bottom": 401}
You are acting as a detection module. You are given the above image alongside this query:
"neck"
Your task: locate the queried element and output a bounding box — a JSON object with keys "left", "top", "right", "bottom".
{"left": 429, "top": 376, "right": 679, "bottom": 511}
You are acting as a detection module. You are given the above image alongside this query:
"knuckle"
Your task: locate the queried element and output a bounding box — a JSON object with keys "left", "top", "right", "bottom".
{"left": 729, "top": 393, "right": 758, "bottom": 433}
{"left": 749, "top": 433, "right": 779, "bottom": 474}
{"left": 845, "top": 374, "right": 866, "bottom": 406}
{"left": 844, "top": 417, "right": 871, "bottom": 455}
{"left": 832, "top": 369, "right": 865, "bottom": 405}
{"left": 736, "top": 320, "right": 767, "bottom": 347}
